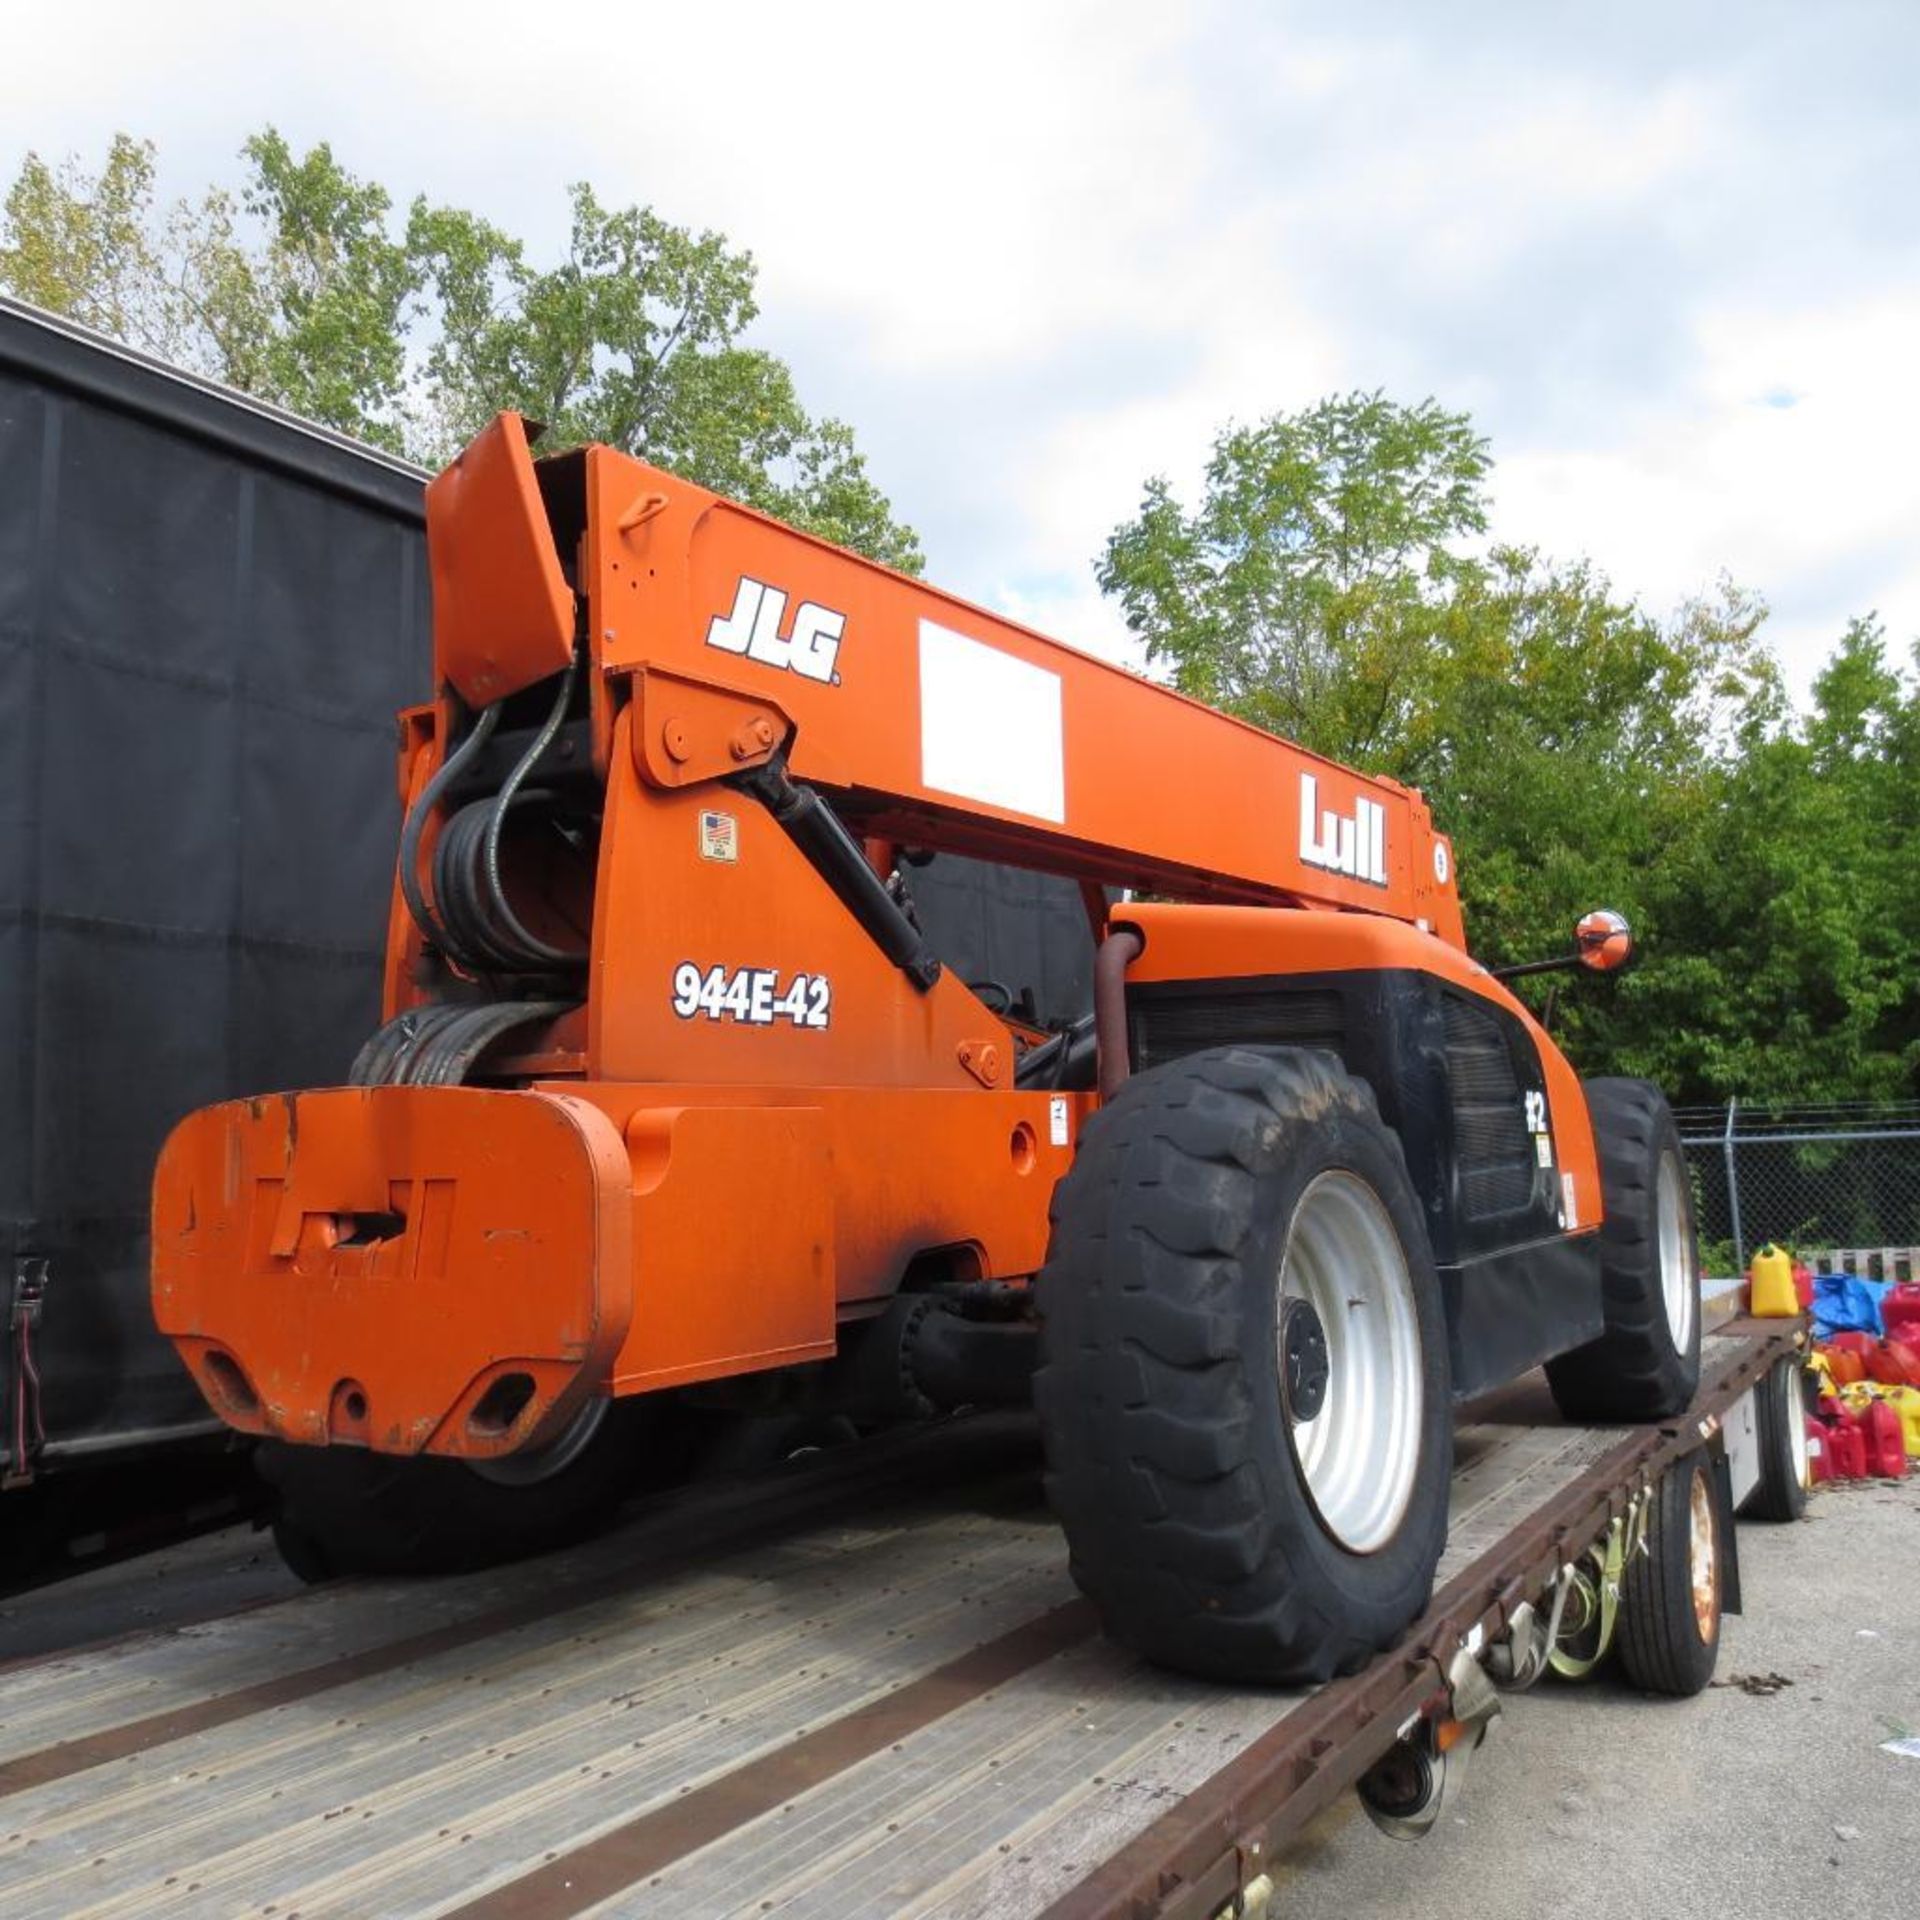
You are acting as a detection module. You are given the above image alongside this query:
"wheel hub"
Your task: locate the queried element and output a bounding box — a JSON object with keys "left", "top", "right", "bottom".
{"left": 1687, "top": 1469, "right": 1719, "bottom": 1641}
{"left": 1281, "top": 1298, "right": 1331, "bottom": 1422}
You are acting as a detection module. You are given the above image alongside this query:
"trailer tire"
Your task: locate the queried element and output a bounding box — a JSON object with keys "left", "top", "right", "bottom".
{"left": 1617, "top": 1449, "right": 1723, "bottom": 1696}
{"left": 260, "top": 1395, "right": 682, "bottom": 1581}
{"left": 1545, "top": 1079, "right": 1702, "bottom": 1423}
{"left": 1035, "top": 1046, "right": 1451, "bottom": 1685}
{"left": 1744, "top": 1355, "right": 1812, "bottom": 1522}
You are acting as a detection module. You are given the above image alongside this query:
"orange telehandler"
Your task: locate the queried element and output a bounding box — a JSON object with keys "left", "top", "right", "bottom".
{"left": 150, "top": 413, "right": 1702, "bottom": 1682}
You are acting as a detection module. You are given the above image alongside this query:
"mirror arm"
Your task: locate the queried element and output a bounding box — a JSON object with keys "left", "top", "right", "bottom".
{"left": 1489, "top": 952, "right": 1586, "bottom": 982}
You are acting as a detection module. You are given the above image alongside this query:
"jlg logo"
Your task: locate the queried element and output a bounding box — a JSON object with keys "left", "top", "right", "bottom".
{"left": 707, "top": 576, "right": 846, "bottom": 685}
{"left": 1298, "top": 772, "right": 1388, "bottom": 887}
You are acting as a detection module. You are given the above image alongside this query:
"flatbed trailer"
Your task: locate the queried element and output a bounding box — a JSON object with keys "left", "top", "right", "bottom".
{"left": 0, "top": 1302, "right": 1801, "bottom": 1919}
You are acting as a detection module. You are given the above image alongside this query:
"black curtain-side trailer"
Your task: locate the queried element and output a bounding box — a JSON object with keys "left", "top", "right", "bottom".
{"left": 0, "top": 297, "right": 430, "bottom": 1481}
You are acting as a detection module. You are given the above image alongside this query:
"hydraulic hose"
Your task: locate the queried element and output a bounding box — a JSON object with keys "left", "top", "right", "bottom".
{"left": 397, "top": 699, "right": 501, "bottom": 953}
{"left": 400, "top": 656, "right": 587, "bottom": 978}
{"left": 1014, "top": 1013, "right": 1097, "bottom": 1091}
{"left": 477, "top": 653, "right": 582, "bottom": 971}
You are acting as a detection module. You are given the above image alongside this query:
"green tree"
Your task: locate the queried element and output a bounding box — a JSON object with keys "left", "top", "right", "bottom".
{"left": 1, "top": 132, "right": 920, "bottom": 566}
{"left": 1625, "top": 619, "right": 1919, "bottom": 1104}
{"left": 1, "top": 135, "right": 178, "bottom": 355}
{"left": 214, "top": 130, "right": 418, "bottom": 448}
{"left": 1100, "top": 392, "right": 1917, "bottom": 1105}
{"left": 409, "top": 187, "right": 919, "bottom": 569}
{"left": 1099, "top": 393, "right": 1490, "bottom": 767}
{"left": 1422, "top": 559, "right": 1769, "bottom": 965}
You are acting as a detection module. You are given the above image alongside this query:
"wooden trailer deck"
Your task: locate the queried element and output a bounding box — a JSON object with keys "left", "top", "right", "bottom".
{"left": 0, "top": 1313, "right": 1793, "bottom": 1920}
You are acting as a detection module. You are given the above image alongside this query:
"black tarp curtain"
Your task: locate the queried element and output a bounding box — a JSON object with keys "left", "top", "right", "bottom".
{"left": 0, "top": 363, "right": 429, "bottom": 1463}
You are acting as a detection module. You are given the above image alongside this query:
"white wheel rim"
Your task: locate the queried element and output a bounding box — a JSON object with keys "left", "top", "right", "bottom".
{"left": 1785, "top": 1365, "right": 1811, "bottom": 1489}
{"left": 1655, "top": 1152, "right": 1697, "bottom": 1355}
{"left": 1277, "top": 1170, "right": 1424, "bottom": 1554}
{"left": 467, "top": 1396, "right": 609, "bottom": 1488}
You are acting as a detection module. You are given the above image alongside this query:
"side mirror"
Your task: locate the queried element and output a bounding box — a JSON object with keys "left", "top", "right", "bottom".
{"left": 1490, "top": 909, "right": 1636, "bottom": 986}
{"left": 1574, "top": 909, "right": 1634, "bottom": 973}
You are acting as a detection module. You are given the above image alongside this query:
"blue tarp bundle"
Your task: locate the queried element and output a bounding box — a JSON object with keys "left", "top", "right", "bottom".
{"left": 1812, "top": 1272, "right": 1891, "bottom": 1340}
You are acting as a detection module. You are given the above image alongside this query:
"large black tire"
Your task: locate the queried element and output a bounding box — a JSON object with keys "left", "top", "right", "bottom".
{"left": 1035, "top": 1046, "right": 1452, "bottom": 1685}
{"left": 1545, "top": 1078, "right": 1702, "bottom": 1423}
{"left": 1744, "top": 1355, "right": 1813, "bottom": 1522}
{"left": 261, "top": 1395, "right": 685, "bottom": 1581}
{"left": 1617, "top": 1449, "right": 1723, "bottom": 1696}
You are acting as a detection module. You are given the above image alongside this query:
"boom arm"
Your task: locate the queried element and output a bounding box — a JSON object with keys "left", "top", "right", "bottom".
{"left": 425, "top": 414, "right": 1465, "bottom": 955}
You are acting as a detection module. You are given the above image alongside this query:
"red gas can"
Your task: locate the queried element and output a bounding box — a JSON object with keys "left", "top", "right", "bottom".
{"left": 1824, "top": 1415, "right": 1868, "bottom": 1480}
{"left": 1809, "top": 1415, "right": 1837, "bottom": 1483}
{"left": 1864, "top": 1399, "right": 1908, "bottom": 1478}
{"left": 1884, "top": 1283, "right": 1920, "bottom": 1346}
{"left": 1792, "top": 1262, "right": 1815, "bottom": 1310}
{"left": 1868, "top": 1340, "right": 1920, "bottom": 1389}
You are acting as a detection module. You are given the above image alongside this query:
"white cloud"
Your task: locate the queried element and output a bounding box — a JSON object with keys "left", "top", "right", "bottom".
{"left": 1495, "top": 287, "right": 1920, "bottom": 688}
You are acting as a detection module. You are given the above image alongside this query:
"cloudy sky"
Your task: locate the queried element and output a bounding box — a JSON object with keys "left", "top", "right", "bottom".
{"left": 5, "top": 0, "right": 1915, "bottom": 696}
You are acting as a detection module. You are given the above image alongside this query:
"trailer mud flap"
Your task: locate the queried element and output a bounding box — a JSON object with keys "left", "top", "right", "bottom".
{"left": 152, "top": 1087, "right": 634, "bottom": 1459}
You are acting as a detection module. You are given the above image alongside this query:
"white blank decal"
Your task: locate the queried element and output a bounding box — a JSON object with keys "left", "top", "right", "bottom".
{"left": 919, "top": 621, "right": 1065, "bottom": 823}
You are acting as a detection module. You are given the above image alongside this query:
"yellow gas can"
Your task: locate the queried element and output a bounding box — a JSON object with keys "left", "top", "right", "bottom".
{"left": 1749, "top": 1243, "right": 1799, "bottom": 1317}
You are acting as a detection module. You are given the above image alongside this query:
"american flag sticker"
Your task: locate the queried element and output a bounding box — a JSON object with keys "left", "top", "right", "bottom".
{"left": 700, "top": 811, "right": 739, "bottom": 862}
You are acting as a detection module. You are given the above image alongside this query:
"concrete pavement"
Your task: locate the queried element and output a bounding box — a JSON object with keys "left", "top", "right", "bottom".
{"left": 1278, "top": 1473, "right": 1920, "bottom": 1919}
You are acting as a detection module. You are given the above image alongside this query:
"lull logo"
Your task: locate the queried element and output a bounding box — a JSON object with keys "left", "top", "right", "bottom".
{"left": 1298, "top": 772, "right": 1388, "bottom": 886}
{"left": 707, "top": 576, "right": 846, "bottom": 684}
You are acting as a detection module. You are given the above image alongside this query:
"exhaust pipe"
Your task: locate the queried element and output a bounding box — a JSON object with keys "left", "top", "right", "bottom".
{"left": 1094, "top": 925, "right": 1144, "bottom": 1103}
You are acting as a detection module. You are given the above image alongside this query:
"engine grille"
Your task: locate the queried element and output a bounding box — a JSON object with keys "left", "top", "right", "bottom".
{"left": 1129, "top": 988, "right": 1345, "bottom": 1076}
{"left": 1443, "top": 994, "right": 1535, "bottom": 1219}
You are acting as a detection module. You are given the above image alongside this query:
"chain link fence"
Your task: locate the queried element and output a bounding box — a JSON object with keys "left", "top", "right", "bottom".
{"left": 1677, "top": 1101, "right": 1920, "bottom": 1278}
